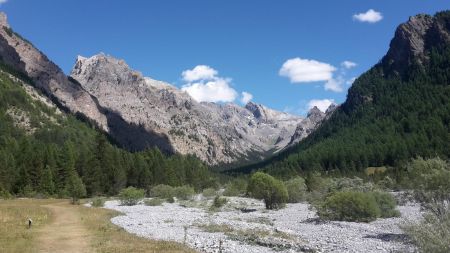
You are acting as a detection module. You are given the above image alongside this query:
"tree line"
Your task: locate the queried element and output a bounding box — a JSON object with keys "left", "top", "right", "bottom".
{"left": 0, "top": 67, "right": 216, "bottom": 198}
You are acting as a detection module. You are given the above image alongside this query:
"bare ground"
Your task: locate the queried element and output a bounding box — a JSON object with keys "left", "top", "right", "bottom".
{"left": 35, "top": 202, "right": 93, "bottom": 253}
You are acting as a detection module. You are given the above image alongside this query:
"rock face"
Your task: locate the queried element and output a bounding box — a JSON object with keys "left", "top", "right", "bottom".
{"left": 288, "top": 105, "right": 336, "bottom": 146}
{"left": 0, "top": 12, "right": 108, "bottom": 131}
{"left": 70, "top": 54, "right": 314, "bottom": 165}
{"left": 0, "top": 11, "right": 331, "bottom": 166}
{"left": 383, "top": 12, "right": 450, "bottom": 75}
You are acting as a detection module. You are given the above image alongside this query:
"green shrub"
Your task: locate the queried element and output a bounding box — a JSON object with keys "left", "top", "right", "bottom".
{"left": 285, "top": 177, "right": 307, "bottom": 203}
{"left": 144, "top": 198, "right": 164, "bottom": 206}
{"left": 305, "top": 172, "right": 333, "bottom": 193}
{"left": 0, "top": 188, "right": 12, "bottom": 199}
{"left": 223, "top": 178, "right": 247, "bottom": 196}
{"left": 372, "top": 191, "right": 400, "bottom": 218}
{"left": 202, "top": 188, "right": 217, "bottom": 198}
{"left": 318, "top": 191, "right": 381, "bottom": 222}
{"left": 376, "top": 176, "right": 396, "bottom": 190}
{"left": 149, "top": 184, "right": 174, "bottom": 199}
{"left": 330, "top": 177, "right": 375, "bottom": 193}
{"left": 210, "top": 196, "right": 228, "bottom": 210}
{"left": 403, "top": 210, "right": 450, "bottom": 253}
{"left": 247, "top": 172, "right": 288, "bottom": 210}
{"left": 173, "top": 185, "right": 195, "bottom": 200}
{"left": 118, "top": 187, "right": 145, "bottom": 206}
{"left": 166, "top": 196, "right": 175, "bottom": 203}
{"left": 91, "top": 197, "right": 105, "bottom": 207}
{"left": 407, "top": 157, "right": 450, "bottom": 216}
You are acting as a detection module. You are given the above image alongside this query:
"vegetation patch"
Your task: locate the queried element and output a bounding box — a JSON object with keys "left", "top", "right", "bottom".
{"left": 144, "top": 198, "right": 164, "bottom": 206}
{"left": 118, "top": 187, "right": 145, "bottom": 206}
{"left": 247, "top": 172, "right": 288, "bottom": 209}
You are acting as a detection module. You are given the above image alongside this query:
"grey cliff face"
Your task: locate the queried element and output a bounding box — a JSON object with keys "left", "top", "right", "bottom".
{"left": 70, "top": 54, "right": 319, "bottom": 165}
{"left": 288, "top": 105, "right": 337, "bottom": 146}
{"left": 0, "top": 13, "right": 108, "bottom": 131}
{"left": 383, "top": 13, "right": 450, "bottom": 74}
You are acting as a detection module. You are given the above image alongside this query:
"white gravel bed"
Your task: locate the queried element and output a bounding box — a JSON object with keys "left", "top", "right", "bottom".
{"left": 102, "top": 196, "right": 423, "bottom": 253}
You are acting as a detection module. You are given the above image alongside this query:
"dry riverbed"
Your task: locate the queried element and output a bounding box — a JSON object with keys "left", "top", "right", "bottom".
{"left": 102, "top": 195, "right": 423, "bottom": 253}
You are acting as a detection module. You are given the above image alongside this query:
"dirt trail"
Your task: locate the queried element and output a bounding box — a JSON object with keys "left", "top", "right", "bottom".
{"left": 35, "top": 202, "right": 92, "bottom": 253}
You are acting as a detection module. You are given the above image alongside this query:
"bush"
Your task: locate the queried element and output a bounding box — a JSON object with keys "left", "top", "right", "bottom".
{"left": 305, "top": 172, "right": 333, "bottom": 193}
{"left": 0, "top": 188, "right": 12, "bottom": 199}
{"left": 210, "top": 196, "right": 228, "bottom": 210}
{"left": 144, "top": 198, "right": 164, "bottom": 206}
{"left": 330, "top": 177, "right": 375, "bottom": 193}
{"left": 403, "top": 210, "right": 450, "bottom": 253}
{"left": 372, "top": 191, "right": 400, "bottom": 218}
{"left": 223, "top": 178, "right": 247, "bottom": 196}
{"left": 202, "top": 188, "right": 217, "bottom": 198}
{"left": 91, "top": 197, "right": 105, "bottom": 207}
{"left": 318, "top": 191, "right": 381, "bottom": 222}
{"left": 173, "top": 186, "right": 195, "bottom": 200}
{"left": 285, "top": 177, "right": 307, "bottom": 203}
{"left": 166, "top": 196, "right": 175, "bottom": 203}
{"left": 407, "top": 157, "right": 450, "bottom": 216}
{"left": 247, "top": 172, "right": 288, "bottom": 209}
{"left": 149, "top": 184, "right": 174, "bottom": 199}
{"left": 118, "top": 187, "right": 145, "bottom": 206}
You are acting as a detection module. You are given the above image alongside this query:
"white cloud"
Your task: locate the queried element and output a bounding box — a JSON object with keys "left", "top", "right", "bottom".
{"left": 341, "top": 61, "right": 357, "bottom": 69}
{"left": 181, "top": 65, "right": 239, "bottom": 103}
{"left": 0, "top": 0, "right": 7, "bottom": 4}
{"left": 308, "top": 99, "right": 335, "bottom": 113}
{"left": 241, "top": 91, "right": 253, "bottom": 104}
{"left": 353, "top": 9, "right": 383, "bottom": 23}
{"left": 279, "top": 58, "right": 336, "bottom": 83}
{"left": 182, "top": 65, "right": 218, "bottom": 82}
{"left": 182, "top": 78, "right": 237, "bottom": 103}
{"left": 324, "top": 77, "right": 344, "bottom": 92}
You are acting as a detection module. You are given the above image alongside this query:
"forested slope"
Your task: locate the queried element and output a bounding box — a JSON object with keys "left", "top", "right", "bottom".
{"left": 247, "top": 11, "right": 450, "bottom": 178}
{"left": 0, "top": 65, "right": 215, "bottom": 197}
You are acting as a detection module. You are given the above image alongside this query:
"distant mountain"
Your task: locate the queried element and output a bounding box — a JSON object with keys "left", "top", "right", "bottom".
{"left": 238, "top": 11, "right": 450, "bottom": 177}
{"left": 0, "top": 12, "right": 330, "bottom": 166}
{"left": 70, "top": 54, "right": 331, "bottom": 166}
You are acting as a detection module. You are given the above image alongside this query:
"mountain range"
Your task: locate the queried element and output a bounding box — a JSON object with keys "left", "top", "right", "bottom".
{"left": 0, "top": 12, "right": 333, "bottom": 166}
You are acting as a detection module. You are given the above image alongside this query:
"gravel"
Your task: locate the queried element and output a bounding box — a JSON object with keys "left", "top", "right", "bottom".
{"left": 102, "top": 195, "right": 423, "bottom": 253}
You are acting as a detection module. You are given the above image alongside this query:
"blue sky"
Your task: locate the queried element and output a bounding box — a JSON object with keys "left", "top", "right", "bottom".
{"left": 1, "top": 0, "right": 448, "bottom": 115}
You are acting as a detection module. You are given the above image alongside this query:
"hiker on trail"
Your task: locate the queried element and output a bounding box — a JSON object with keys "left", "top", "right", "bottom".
{"left": 28, "top": 218, "right": 32, "bottom": 229}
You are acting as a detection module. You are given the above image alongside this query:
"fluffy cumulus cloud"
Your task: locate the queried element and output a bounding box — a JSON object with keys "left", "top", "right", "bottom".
{"left": 280, "top": 57, "right": 358, "bottom": 93}
{"left": 353, "top": 9, "right": 383, "bottom": 23}
{"left": 181, "top": 65, "right": 238, "bottom": 103}
{"left": 241, "top": 91, "right": 253, "bottom": 104}
{"left": 308, "top": 99, "right": 335, "bottom": 113}
{"left": 279, "top": 58, "right": 336, "bottom": 83}
{"left": 341, "top": 61, "right": 357, "bottom": 69}
{"left": 182, "top": 65, "right": 218, "bottom": 82}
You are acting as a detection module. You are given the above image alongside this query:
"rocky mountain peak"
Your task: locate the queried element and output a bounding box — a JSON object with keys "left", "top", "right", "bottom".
{"left": 383, "top": 11, "right": 450, "bottom": 74}
{"left": 288, "top": 104, "right": 336, "bottom": 146}
{"left": 307, "top": 106, "right": 324, "bottom": 119}
{"left": 0, "top": 12, "right": 9, "bottom": 28}
{"left": 72, "top": 54, "right": 145, "bottom": 88}
{"left": 245, "top": 101, "right": 267, "bottom": 120}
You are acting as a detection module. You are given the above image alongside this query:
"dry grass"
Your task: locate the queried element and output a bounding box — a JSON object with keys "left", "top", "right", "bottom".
{"left": 0, "top": 198, "right": 196, "bottom": 253}
{"left": 0, "top": 198, "right": 54, "bottom": 253}
{"left": 78, "top": 200, "right": 196, "bottom": 253}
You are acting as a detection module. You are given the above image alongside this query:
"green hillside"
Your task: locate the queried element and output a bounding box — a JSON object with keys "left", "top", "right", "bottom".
{"left": 242, "top": 11, "right": 450, "bottom": 178}
{"left": 0, "top": 64, "right": 215, "bottom": 197}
